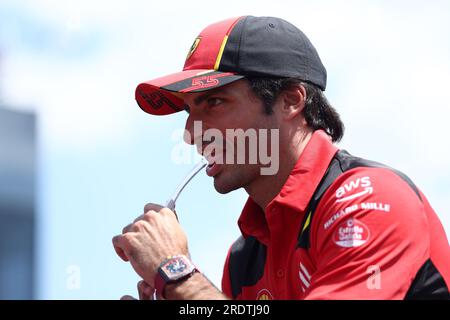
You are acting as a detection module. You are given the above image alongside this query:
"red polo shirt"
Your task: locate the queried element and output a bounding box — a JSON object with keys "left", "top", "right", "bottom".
{"left": 221, "top": 130, "right": 450, "bottom": 299}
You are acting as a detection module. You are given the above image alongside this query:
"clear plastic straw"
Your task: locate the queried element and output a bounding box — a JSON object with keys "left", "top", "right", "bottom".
{"left": 151, "top": 157, "right": 207, "bottom": 299}
{"left": 164, "top": 157, "right": 208, "bottom": 211}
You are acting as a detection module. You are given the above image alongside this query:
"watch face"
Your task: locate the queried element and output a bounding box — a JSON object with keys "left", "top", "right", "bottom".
{"left": 166, "top": 258, "right": 187, "bottom": 274}
{"left": 160, "top": 256, "right": 194, "bottom": 282}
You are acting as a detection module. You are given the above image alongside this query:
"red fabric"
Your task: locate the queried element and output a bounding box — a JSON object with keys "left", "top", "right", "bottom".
{"left": 184, "top": 16, "right": 242, "bottom": 70}
{"left": 222, "top": 130, "right": 450, "bottom": 299}
{"left": 135, "top": 17, "right": 243, "bottom": 116}
{"left": 138, "top": 69, "right": 209, "bottom": 88}
{"left": 135, "top": 69, "right": 202, "bottom": 116}
{"left": 180, "top": 72, "right": 235, "bottom": 93}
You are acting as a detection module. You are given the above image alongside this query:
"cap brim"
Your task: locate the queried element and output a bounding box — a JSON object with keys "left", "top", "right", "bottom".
{"left": 135, "top": 69, "right": 244, "bottom": 116}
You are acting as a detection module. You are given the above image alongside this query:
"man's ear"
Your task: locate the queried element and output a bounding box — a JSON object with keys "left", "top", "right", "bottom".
{"left": 279, "top": 85, "right": 306, "bottom": 120}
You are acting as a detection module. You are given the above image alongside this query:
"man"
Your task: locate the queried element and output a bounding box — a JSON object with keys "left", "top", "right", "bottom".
{"left": 113, "top": 16, "right": 450, "bottom": 300}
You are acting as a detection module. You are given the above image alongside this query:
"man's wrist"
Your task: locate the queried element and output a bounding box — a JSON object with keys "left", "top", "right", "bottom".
{"left": 164, "top": 271, "right": 204, "bottom": 299}
{"left": 154, "top": 256, "right": 228, "bottom": 300}
{"left": 154, "top": 254, "right": 199, "bottom": 299}
{"left": 165, "top": 271, "right": 229, "bottom": 300}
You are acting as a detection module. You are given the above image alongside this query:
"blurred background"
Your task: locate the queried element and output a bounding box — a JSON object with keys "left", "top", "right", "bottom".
{"left": 0, "top": 0, "right": 449, "bottom": 299}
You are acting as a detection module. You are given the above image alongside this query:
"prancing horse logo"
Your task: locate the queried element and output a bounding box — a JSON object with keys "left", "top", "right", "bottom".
{"left": 256, "top": 288, "right": 273, "bottom": 300}
{"left": 186, "top": 37, "right": 201, "bottom": 60}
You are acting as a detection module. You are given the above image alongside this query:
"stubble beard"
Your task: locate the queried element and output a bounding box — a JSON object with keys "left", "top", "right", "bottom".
{"left": 212, "top": 162, "right": 261, "bottom": 194}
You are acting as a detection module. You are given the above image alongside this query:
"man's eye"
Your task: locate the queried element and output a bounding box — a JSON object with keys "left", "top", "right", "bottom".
{"left": 207, "top": 97, "right": 223, "bottom": 106}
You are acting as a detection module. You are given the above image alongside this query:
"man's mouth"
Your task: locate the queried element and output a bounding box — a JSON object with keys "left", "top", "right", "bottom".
{"left": 204, "top": 150, "right": 223, "bottom": 177}
{"left": 206, "top": 162, "right": 220, "bottom": 177}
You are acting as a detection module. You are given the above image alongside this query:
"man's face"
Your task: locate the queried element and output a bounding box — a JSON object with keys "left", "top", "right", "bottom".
{"left": 182, "top": 79, "right": 280, "bottom": 194}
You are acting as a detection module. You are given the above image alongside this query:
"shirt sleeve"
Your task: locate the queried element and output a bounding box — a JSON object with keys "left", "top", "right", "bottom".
{"left": 304, "top": 167, "right": 430, "bottom": 300}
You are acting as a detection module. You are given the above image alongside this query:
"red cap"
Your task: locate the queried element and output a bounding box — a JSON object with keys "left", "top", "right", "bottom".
{"left": 136, "top": 16, "right": 327, "bottom": 116}
{"left": 135, "top": 16, "right": 245, "bottom": 116}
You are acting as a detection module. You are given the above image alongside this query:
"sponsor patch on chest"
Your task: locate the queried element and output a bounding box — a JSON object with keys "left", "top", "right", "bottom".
{"left": 335, "top": 176, "right": 373, "bottom": 202}
{"left": 333, "top": 218, "right": 370, "bottom": 248}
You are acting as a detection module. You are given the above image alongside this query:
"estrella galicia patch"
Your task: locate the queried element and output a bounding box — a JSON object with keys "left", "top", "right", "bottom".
{"left": 333, "top": 218, "right": 370, "bottom": 248}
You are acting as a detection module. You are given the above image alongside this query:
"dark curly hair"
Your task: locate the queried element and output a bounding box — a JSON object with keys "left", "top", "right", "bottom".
{"left": 247, "top": 77, "right": 344, "bottom": 142}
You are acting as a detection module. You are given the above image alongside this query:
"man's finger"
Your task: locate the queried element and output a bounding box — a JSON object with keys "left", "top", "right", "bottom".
{"left": 122, "top": 223, "right": 134, "bottom": 234}
{"left": 138, "top": 281, "right": 144, "bottom": 300}
{"left": 143, "top": 203, "right": 164, "bottom": 213}
{"left": 120, "top": 295, "right": 137, "bottom": 300}
{"left": 133, "top": 213, "right": 146, "bottom": 223}
{"left": 112, "top": 235, "right": 129, "bottom": 262}
{"left": 160, "top": 207, "right": 179, "bottom": 221}
{"left": 142, "top": 281, "right": 156, "bottom": 298}
{"left": 138, "top": 280, "right": 154, "bottom": 300}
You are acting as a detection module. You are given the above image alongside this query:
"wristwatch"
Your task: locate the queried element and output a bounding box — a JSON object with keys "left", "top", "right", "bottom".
{"left": 154, "top": 254, "right": 199, "bottom": 298}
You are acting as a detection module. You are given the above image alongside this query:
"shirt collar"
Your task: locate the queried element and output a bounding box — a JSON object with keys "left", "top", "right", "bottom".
{"left": 238, "top": 130, "right": 339, "bottom": 244}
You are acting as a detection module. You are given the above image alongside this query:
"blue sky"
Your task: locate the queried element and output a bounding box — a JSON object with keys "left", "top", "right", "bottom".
{"left": 1, "top": 0, "right": 449, "bottom": 299}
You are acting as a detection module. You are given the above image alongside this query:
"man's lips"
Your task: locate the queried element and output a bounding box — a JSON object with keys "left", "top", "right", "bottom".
{"left": 204, "top": 150, "right": 224, "bottom": 177}
{"left": 206, "top": 162, "right": 222, "bottom": 177}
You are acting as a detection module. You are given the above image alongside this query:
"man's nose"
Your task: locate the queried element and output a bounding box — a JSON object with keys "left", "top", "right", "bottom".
{"left": 183, "top": 115, "right": 195, "bottom": 145}
{"left": 183, "top": 114, "right": 202, "bottom": 146}
{"left": 184, "top": 115, "right": 206, "bottom": 156}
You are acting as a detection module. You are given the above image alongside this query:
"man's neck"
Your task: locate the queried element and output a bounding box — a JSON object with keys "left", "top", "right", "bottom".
{"left": 245, "top": 130, "right": 313, "bottom": 211}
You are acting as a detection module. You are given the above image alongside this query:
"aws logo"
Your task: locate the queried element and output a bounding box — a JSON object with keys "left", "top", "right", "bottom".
{"left": 186, "top": 37, "right": 201, "bottom": 60}
{"left": 335, "top": 176, "right": 373, "bottom": 203}
{"left": 256, "top": 289, "right": 273, "bottom": 300}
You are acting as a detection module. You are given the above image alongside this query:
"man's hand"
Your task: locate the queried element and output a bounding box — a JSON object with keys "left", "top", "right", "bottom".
{"left": 112, "top": 203, "right": 189, "bottom": 286}
{"left": 120, "top": 280, "right": 163, "bottom": 300}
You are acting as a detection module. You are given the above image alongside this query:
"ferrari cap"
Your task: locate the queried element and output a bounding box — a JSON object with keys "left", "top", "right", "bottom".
{"left": 136, "top": 16, "right": 327, "bottom": 115}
